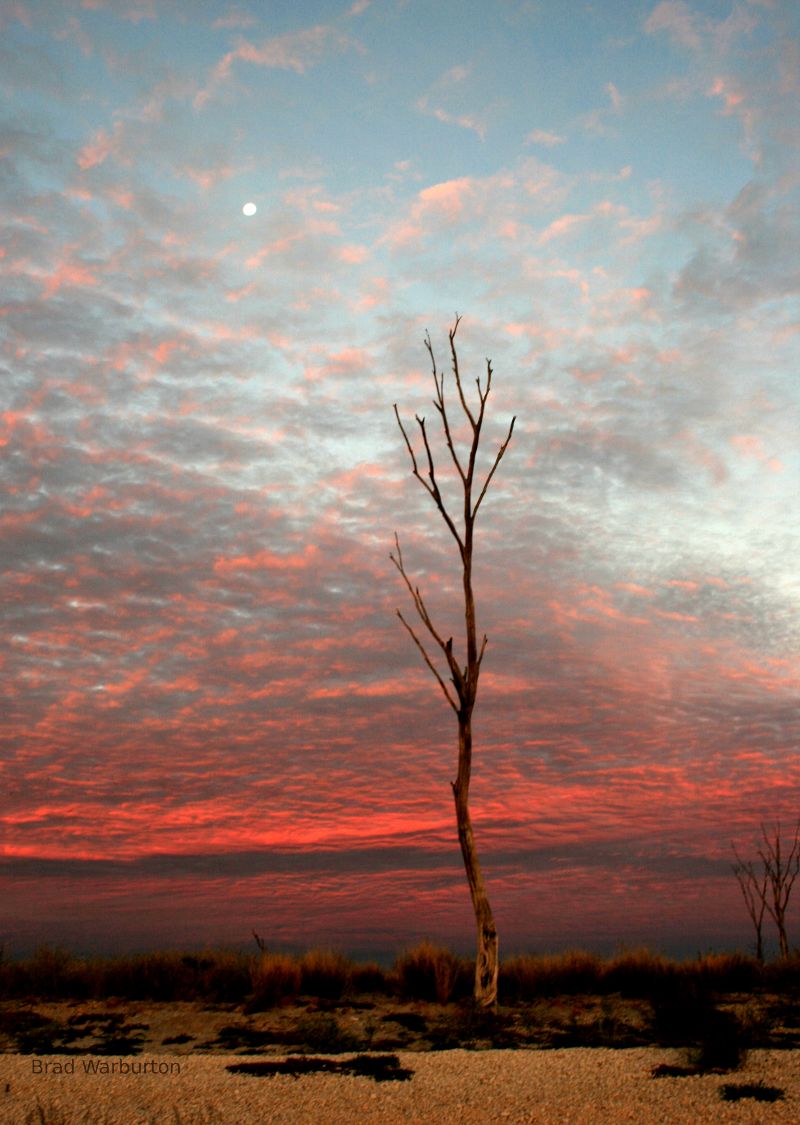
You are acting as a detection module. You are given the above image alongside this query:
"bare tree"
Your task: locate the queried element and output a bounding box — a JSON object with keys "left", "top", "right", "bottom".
{"left": 732, "top": 820, "right": 800, "bottom": 960}
{"left": 759, "top": 820, "right": 800, "bottom": 958}
{"left": 391, "top": 316, "right": 515, "bottom": 1008}
{"left": 731, "top": 845, "right": 769, "bottom": 962}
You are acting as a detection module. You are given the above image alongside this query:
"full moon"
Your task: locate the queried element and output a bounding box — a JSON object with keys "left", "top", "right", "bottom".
{"left": 242, "top": 202, "right": 257, "bottom": 216}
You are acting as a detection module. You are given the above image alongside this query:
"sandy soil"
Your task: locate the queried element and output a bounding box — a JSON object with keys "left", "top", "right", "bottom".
{"left": 2, "top": 1047, "right": 798, "bottom": 1124}
{"left": 1, "top": 995, "right": 797, "bottom": 1123}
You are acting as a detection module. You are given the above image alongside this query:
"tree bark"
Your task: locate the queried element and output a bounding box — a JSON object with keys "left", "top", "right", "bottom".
{"left": 453, "top": 719, "right": 498, "bottom": 1007}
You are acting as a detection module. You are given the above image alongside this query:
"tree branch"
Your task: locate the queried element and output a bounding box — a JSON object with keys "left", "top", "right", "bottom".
{"left": 448, "top": 315, "right": 478, "bottom": 431}
{"left": 427, "top": 331, "right": 466, "bottom": 484}
{"left": 396, "top": 608, "right": 458, "bottom": 712}
{"left": 390, "top": 534, "right": 464, "bottom": 695}
{"left": 473, "top": 415, "right": 516, "bottom": 518}
{"left": 394, "top": 403, "right": 465, "bottom": 555}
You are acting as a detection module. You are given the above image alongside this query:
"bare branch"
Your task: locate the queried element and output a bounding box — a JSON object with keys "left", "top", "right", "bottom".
{"left": 448, "top": 315, "right": 477, "bottom": 430}
{"left": 473, "top": 415, "right": 516, "bottom": 518}
{"left": 396, "top": 608, "right": 458, "bottom": 712}
{"left": 394, "top": 403, "right": 465, "bottom": 555}
{"left": 417, "top": 414, "right": 438, "bottom": 489}
{"left": 393, "top": 402, "right": 419, "bottom": 476}
{"left": 390, "top": 535, "right": 463, "bottom": 690}
{"left": 426, "top": 326, "right": 468, "bottom": 484}
{"left": 751, "top": 820, "right": 800, "bottom": 958}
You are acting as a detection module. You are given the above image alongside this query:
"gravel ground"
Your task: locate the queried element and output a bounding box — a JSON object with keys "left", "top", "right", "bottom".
{"left": 1, "top": 1048, "right": 797, "bottom": 1124}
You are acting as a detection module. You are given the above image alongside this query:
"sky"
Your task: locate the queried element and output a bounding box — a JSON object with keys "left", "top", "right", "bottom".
{"left": 1, "top": 0, "right": 799, "bottom": 963}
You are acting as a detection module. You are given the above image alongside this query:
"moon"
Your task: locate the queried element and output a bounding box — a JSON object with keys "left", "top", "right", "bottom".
{"left": 242, "top": 202, "right": 257, "bottom": 217}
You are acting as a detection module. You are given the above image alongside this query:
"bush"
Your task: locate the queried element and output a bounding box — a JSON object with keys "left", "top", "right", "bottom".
{"left": 199, "top": 950, "right": 252, "bottom": 1003}
{"left": 248, "top": 952, "right": 301, "bottom": 1010}
{"left": 351, "top": 960, "right": 390, "bottom": 996}
{"left": 649, "top": 979, "right": 748, "bottom": 1072}
{"left": 763, "top": 952, "right": 800, "bottom": 992}
{"left": 394, "top": 942, "right": 467, "bottom": 1003}
{"left": 602, "top": 948, "right": 675, "bottom": 997}
{"left": 500, "top": 951, "right": 603, "bottom": 1001}
{"left": 691, "top": 951, "right": 761, "bottom": 993}
{"left": 298, "top": 949, "right": 352, "bottom": 1000}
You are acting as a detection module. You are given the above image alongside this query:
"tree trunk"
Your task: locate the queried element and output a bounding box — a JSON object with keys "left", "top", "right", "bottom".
{"left": 453, "top": 718, "right": 498, "bottom": 1007}
{"left": 393, "top": 319, "right": 514, "bottom": 1010}
{"left": 777, "top": 915, "right": 789, "bottom": 959}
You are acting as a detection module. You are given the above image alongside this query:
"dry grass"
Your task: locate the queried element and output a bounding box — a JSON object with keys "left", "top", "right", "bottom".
{"left": 2, "top": 942, "right": 798, "bottom": 1009}
{"left": 392, "top": 941, "right": 469, "bottom": 1003}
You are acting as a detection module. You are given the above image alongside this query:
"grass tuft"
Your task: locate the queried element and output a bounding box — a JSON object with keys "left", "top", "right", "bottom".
{"left": 393, "top": 941, "right": 468, "bottom": 1003}
{"left": 298, "top": 948, "right": 352, "bottom": 1000}
{"left": 247, "top": 951, "right": 301, "bottom": 1011}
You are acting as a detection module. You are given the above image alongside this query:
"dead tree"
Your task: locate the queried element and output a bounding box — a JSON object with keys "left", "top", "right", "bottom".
{"left": 731, "top": 845, "right": 768, "bottom": 962}
{"left": 391, "top": 316, "right": 515, "bottom": 1008}
{"left": 732, "top": 821, "right": 800, "bottom": 960}
{"left": 759, "top": 820, "right": 800, "bottom": 958}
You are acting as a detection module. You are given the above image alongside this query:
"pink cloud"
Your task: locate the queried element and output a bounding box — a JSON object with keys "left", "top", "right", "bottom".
{"left": 182, "top": 163, "right": 238, "bottom": 191}
{"left": 416, "top": 96, "right": 487, "bottom": 140}
{"left": 194, "top": 26, "right": 358, "bottom": 108}
{"left": 107, "top": 186, "right": 135, "bottom": 209}
{"left": 525, "top": 129, "right": 565, "bottom": 147}
{"left": 339, "top": 244, "right": 369, "bottom": 264}
{"left": 644, "top": 1, "right": 702, "bottom": 50}
{"left": 76, "top": 120, "right": 128, "bottom": 170}
{"left": 417, "top": 178, "right": 473, "bottom": 219}
{"left": 615, "top": 583, "right": 656, "bottom": 597}
{"left": 214, "top": 544, "right": 320, "bottom": 574}
{"left": 680, "top": 431, "right": 729, "bottom": 485}
{"left": 304, "top": 346, "right": 370, "bottom": 381}
{"left": 385, "top": 177, "right": 474, "bottom": 246}
{"left": 731, "top": 433, "right": 784, "bottom": 472}
{"left": 41, "top": 257, "right": 99, "bottom": 299}
{"left": 537, "top": 212, "right": 590, "bottom": 245}
{"left": 225, "top": 281, "right": 258, "bottom": 302}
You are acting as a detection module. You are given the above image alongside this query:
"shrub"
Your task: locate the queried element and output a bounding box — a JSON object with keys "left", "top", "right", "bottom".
{"left": 394, "top": 942, "right": 466, "bottom": 1003}
{"left": 248, "top": 952, "right": 301, "bottom": 1010}
{"left": 101, "top": 952, "right": 193, "bottom": 1002}
{"left": 351, "top": 960, "right": 390, "bottom": 995}
{"left": 649, "top": 980, "right": 748, "bottom": 1072}
{"left": 763, "top": 952, "right": 800, "bottom": 992}
{"left": 298, "top": 949, "right": 352, "bottom": 1000}
{"left": 500, "top": 951, "right": 603, "bottom": 1001}
{"left": 691, "top": 951, "right": 761, "bottom": 993}
{"left": 25, "top": 947, "right": 86, "bottom": 1000}
{"left": 602, "top": 948, "right": 675, "bottom": 997}
{"left": 199, "top": 950, "right": 251, "bottom": 1003}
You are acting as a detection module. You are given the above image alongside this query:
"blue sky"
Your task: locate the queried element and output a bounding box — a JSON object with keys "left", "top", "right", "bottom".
{"left": 1, "top": 0, "right": 799, "bottom": 959}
